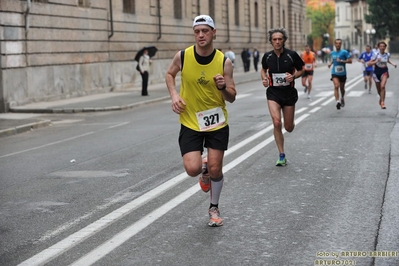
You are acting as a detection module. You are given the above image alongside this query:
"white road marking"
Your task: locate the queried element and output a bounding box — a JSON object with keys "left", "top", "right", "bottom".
{"left": 70, "top": 114, "right": 311, "bottom": 266}
{"left": 347, "top": 91, "right": 365, "bottom": 97}
{"left": 315, "top": 91, "right": 334, "bottom": 97}
{"left": 107, "top": 122, "right": 130, "bottom": 129}
{"left": 0, "top": 132, "right": 95, "bottom": 159}
{"left": 18, "top": 75, "right": 367, "bottom": 266}
{"left": 0, "top": 122, "right": 129, "bottom": 159}
{"left": 309, "top": 97, "right": 327, "bottom": 106}
{"left": 236, "top": 93, "right": 252, "bottom": 99}
{"left": 296, "top": 107, "right": 308, "bottom": 114}
{"left": 310, "top": 107, "right": 322, "bottom": 113}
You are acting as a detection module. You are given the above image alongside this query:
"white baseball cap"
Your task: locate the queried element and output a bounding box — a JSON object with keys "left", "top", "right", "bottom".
{"left": 193, "top": 15, "right": 215, "bottom": 29}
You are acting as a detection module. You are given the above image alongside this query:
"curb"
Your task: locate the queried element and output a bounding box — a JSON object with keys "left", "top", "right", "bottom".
{"left": 9, "top": 95, "right": 172, "bottom": 114}
{"left": 0, "top": 119, "right": 52, "bottom": 138}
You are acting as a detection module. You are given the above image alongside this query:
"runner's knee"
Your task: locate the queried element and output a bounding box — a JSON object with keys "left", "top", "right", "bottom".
{"left": 273, "top": 119, "right": 282, "bottom": 129}
{"left": 285, "top": 123, "right": 295, "bottom": 132}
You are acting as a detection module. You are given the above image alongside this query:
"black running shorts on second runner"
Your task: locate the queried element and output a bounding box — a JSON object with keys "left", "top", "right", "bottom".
{"left": 266, "top": 87, "right": 298, "bottom": 107}
{"left": 331, "top": 74, "right": 347, "bottom": 83}
{"left": 302, "top": 70, "right": 314, "bottom": 77}
{"left": 178, "top": 124, "right": 229, "bottom": 156}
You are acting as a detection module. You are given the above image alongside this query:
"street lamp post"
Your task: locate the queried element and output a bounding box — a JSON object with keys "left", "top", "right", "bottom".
{"left": 366, "top": 28, "right": 376, "bottom": 47}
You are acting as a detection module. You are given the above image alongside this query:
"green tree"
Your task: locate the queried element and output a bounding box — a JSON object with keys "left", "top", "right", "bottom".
{"left": 365, "top": 0, "right": 399, "bottom": 39}
{"left": 306, "top": 3, "right": 335, "bottom": 40}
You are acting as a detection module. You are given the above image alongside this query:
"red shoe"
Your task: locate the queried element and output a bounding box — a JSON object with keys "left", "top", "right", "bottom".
{"left": 199, "top": 159, "right": 210, "bottom": 192}
{"left": 208, "top": 207, "right": 223, "bottom": 227}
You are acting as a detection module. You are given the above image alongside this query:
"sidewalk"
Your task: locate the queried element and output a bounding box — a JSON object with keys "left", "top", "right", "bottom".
{"left": 0, "top": 70, "right": 261, "bottom": 137}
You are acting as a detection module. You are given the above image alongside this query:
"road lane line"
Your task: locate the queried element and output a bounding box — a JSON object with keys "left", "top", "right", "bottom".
{"left": 17, "top": 76, "right": 365, "bottom": 265}
{"left": 309, "top": 97, "right": 327, "bottom": 106}
{"left": 69, "top": 185, "right": 201, "bottom": 266}
{"left": 296, "top": 107, "right": 308, "bottom": 114}
{"left": 69, "top": 113, "right": 311, "bottom": 265}
{"left": 107, "top": 122, "right": 130, "bottom": 129}
{"left": 0, "top": 132, "right": 95, "bottom": 159}
{"left": 17, "top": 172, "right": 190, "bottom": 266}
{"left": 321, "top": 75, "right": 364, "bottom": 107}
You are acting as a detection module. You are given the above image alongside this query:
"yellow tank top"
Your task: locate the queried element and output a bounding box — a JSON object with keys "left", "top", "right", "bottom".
{"left": 180, "top": 46, "right": 228, "bottom": 132}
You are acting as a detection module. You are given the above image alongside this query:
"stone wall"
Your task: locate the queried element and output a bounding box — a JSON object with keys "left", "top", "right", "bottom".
{"left": 0, "top": 0, "right": 306, "bottom": 112}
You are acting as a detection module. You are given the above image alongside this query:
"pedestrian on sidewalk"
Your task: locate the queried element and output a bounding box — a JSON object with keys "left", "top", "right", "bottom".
{"left": 246, "top": 48, "right": 252, "bottom": 71}
{"left": 260, "top": 28, "right": 304, "bottom": 166}
{"left": 253, "top": 48, "right": 260, "bottom": 72}
{"left": 137, "top": 49, "right": 152, "bottom": 96}
{"left": 241, "top": 48, "right": 249, "bottom": 72}
{"left": 368, "top": 41, "right": 397, "bottom": 109}
{"left": 224, "top": 47, "right": 236, "bottom": 68}
{"left": 165, "top": 14, "right": 236, "bottom": 227}
{"left": 328, "top": 39, "right": 352, "bottom": 110}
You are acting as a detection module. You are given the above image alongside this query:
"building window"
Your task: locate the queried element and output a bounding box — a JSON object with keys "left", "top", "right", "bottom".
{"left": 123, "top": 0, "right": 135, "bottom": 14}
{"left": 346, "top": 6, "right": 350, "bottom": 21}
{"left": 270, "top": 6, "right": 273, "bottom": 29}
{"left": 78, "top": 0, "right": 90, "bottom": 7}
{"left": 337, "top": 7, "right": 340, "bottom": 22}
{"left": 221, "top": 0, "right": 228, "bottom": 25}
{"left": 174, "top": 0, "right": 182, "bottom": 19}
{"left": 254, "top": 2, "right": 259, "bottom": 28}
{"left": 283, "top": 10, "right": 286, "bottom": 28}
{"left": 209, "top": 0, "right": 215, "bottom": 21}
{"left": 234, "top": 0, "right": 239, "bottom": 26}
{"left": 150, "top": 0, "right": 158, "bottom": 16}
{"left": 192, "top": 0, "right": 200, "bottom": 17}
{"left": 263, "top": 0, "right": 267, "bottom": 30}
{"left": 299, "top": 14, "right": 302, "bottom": 34}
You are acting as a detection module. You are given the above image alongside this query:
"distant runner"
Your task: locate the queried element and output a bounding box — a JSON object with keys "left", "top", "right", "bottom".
{"left": 358, "top": 45, "right": 374, "bottom": 94}
{"left": 368, "top": 41, "right": 397, "bottom": 109}
{"left": 328, "top": 39, "right": 352, "bottom": 110}
{"left": 300, "top": 44, "right": 317, "bottom": 99}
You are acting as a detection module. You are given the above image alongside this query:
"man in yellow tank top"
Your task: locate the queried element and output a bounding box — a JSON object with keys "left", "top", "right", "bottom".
{"left": 165, "top": 15, "right": 236, "bottom": 227}
{"left": 300, "top": 44, "right": 317, "bottom": 99}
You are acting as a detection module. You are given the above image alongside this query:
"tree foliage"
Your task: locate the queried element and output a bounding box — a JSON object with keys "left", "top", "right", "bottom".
{"left": 365, "top": 0, "right": 399, "bottom": 39}
{"left": 306, "top": 3, "right": 335, "bottom": 39}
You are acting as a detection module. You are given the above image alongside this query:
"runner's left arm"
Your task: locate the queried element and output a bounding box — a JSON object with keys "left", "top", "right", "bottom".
{"left": 218, "top": 58, "right": 236, "bottom": 103}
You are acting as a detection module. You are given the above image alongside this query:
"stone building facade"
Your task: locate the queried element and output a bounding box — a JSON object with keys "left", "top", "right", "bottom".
{"left": 0, "top": 0, "right": 306, "bottom": 112}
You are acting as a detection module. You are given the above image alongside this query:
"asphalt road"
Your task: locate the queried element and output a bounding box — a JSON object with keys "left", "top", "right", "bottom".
{"left": 1, "top": 63, "right": 399, "bottom": 266}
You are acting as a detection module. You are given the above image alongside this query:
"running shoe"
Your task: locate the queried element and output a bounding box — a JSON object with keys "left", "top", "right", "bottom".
{"left": 364, "top": 83, "right": 367, "bottom": 89}
{"left": 307, "top": 94, "right": 311, "bottom": 99}
{"left": 369, "top": 89, "right": 371, "bottom": 94}
{"left": 276, "top": 153, "right": 287, "bottom": 166}
{"left": 381, "top": 102, "right": 386, "bottom": 109}
{"left": 341, "top": 98, "right": 345, "bottom": 107}
{"left": 208, "top": 207, "right": 223, "bottom": 227}
{"left": 199, "top": 160, "right": 210, "bottom": 193}
{"left": 304, "top": 86, "right": 308, "bottom": 93}
{"left": 336, "top": 102, "right": 341, "bottom": 110}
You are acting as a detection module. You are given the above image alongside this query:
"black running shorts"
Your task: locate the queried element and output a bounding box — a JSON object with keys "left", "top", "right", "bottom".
{"left": 178, "top": 124, "right": 229, "bottom": 156}
{"left": 302, "top": 70, "right": 314, "bottom": 77}
{"left": 266, "top": 87, "right": 298, "bottom": 107}
{"left": 331, "top": 74, "right": 347, "bottom": 83}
